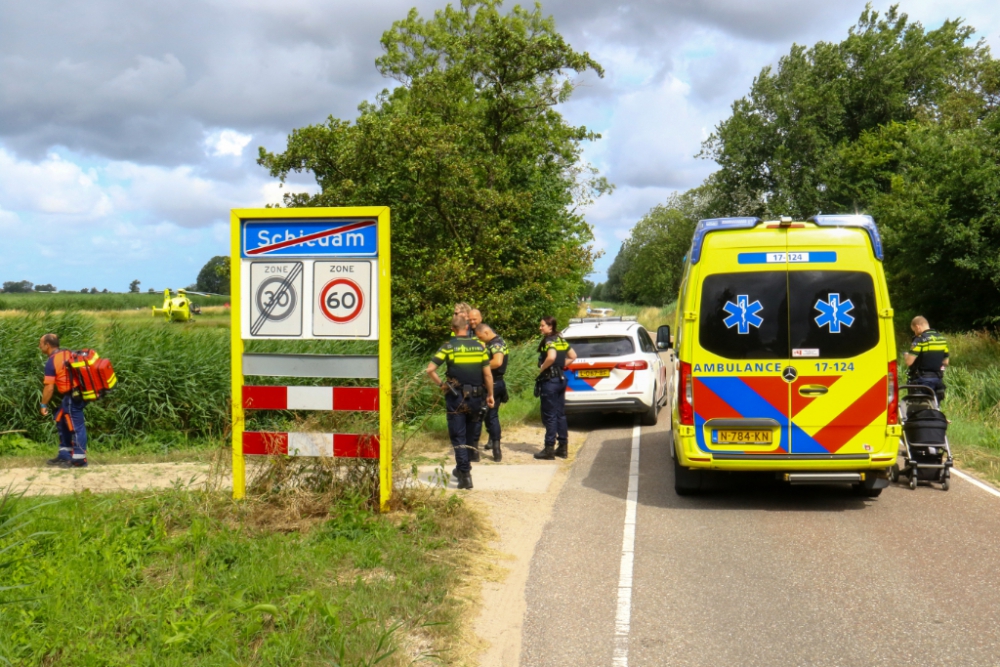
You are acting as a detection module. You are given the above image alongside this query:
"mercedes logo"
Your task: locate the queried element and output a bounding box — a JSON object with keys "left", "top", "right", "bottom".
{"left": 782, "top": 366, "right": 798, "bottom": 383}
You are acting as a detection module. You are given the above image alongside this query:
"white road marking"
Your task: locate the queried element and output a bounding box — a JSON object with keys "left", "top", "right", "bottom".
{"left": 952, "top": 468, "right": 1000, "bottom": 499}
{"left": 613, "top": 420, "right": 641, "bottom": 667}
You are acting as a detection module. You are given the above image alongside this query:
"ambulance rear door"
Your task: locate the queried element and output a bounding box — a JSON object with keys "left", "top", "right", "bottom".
{"left": 786, "top": 229, "right": 888, "bottom": 457}
{"left": 691, "top": 228, "right": 792, "bottom": 457}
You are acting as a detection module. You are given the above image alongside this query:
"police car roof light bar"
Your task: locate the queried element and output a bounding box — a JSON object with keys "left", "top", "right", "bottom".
{"left": 689, "top": 217, "right": 762, "bottom": 264}
{"left": 807, "top": 215, "right": 884, "bottom": 261}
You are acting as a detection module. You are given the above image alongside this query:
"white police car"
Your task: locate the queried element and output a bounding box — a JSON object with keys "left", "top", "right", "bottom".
{"left": 562, "top": 317, "right": 671, "bottom": 425}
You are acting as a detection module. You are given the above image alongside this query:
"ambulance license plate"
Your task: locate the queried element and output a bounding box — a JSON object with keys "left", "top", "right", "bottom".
{"left": 713, "top": 429, "right": 773, "bottom": 445}
{"left": 577, "top": 369, "right": 611, "bottom": 378}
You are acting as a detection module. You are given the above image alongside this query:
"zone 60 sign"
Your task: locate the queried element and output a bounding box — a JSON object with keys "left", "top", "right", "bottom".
{"left": 313, "top": 261, "right": 373, "bottom": 337}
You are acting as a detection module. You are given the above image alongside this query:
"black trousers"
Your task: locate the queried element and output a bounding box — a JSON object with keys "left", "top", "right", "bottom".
{"left": 539, "top": 377, "right": 568, "bottom": 448}
{"left": 446, "top": 392, "right": 483, "bottom": 473}
{"left": 485, "top": 378, "right": 508, "bottom": 442}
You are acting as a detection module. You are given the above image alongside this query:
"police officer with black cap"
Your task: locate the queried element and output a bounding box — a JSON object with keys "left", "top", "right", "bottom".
{"left": 426, "top": 315, "right": 495, "bottom": 490}
{"left": 905, "top": 315, "right": 949, "bottom": 404}
{"left": 474, "top": 322, "right": 509, "bottom": 462}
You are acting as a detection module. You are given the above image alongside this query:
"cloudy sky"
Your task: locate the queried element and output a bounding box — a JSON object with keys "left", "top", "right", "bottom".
{"left": 1, "top": 0, "right": 997, "bottom": 292}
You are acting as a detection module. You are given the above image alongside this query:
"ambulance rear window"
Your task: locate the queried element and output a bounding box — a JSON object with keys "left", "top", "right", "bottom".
{"left": 566, "top": 336, "right": 635, "bottom": 358}
{"left": 699, "top": 272, "right": 789, "bottom": 359}
{"left": 789, "top": 271, "right": 879, "bottom": 358}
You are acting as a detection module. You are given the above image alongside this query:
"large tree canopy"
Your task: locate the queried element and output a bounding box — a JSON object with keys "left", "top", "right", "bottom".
{"left": 607, "top": 5, "right": 1000, "bottom": 329}
{"left": 259, "top": 0, "right": 607, "bottom": 343}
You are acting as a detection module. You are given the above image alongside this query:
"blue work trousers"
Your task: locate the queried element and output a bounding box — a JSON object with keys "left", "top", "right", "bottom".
{"left": 55, "top": 395, "right": 88, "bottom": 462}
{"left": 911, "top": 374, "right": 946, "bottom": 404}
{"left": 485, "top": 378, "right": 508, "bottom": 442}
{"left": 446, "top": 393, "right": 483, "bottom": 473}
{"left": 540, "top": 377, "right": 568, "bottom": 448}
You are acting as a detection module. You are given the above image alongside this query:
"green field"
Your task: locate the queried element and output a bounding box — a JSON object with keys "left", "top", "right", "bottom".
{"left": 0, "top": 292, "right": 225, "bottom": 312}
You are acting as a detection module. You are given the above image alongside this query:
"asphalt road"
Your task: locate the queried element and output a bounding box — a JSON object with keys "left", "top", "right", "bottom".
{"left": 521, "top": 369, "right": 1000, "bottom": 666}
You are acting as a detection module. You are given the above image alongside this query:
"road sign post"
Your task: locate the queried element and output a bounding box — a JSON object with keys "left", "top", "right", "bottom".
{"left": 230, "top": 207, "right": 392, "bottom": 510}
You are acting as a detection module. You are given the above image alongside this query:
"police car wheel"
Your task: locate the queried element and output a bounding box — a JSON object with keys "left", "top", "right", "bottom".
{"left": 641, "top": 386, "right": 660, "bottom": 426}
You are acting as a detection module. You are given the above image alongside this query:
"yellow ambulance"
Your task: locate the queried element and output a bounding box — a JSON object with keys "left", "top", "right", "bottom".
{"left": 666, "top": 215, "right": 901, "bottom": 496}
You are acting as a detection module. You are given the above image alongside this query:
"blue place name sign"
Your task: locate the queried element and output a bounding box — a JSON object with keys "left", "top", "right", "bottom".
{"left": 242, "top": 219, "right": 378, "bottom": 258}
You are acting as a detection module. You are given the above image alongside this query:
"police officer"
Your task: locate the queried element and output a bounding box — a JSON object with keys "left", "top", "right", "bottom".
{"left": 905, "top": 316, "right": 949, "bottom": 404}
{"left": 534, "top": 316, "right": 576, "bottom": 460}
{"left": 475, "top": 323, "right": 509, "bottom": 462}
{"left": 426, "top": 315, "right": 495, "bottom": 489}
{"left": 468, "top": 308, "right": 483, "bottom": 332}
{"left": 38, "top": 333, "right": 88, "bottom": 468}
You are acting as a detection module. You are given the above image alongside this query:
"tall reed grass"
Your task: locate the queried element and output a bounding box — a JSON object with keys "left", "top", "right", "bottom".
{"left": 0, "top": 312, "right": 544, "bottom": 452}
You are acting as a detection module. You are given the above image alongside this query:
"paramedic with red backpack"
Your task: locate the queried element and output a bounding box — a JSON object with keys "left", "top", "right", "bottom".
{"left": 39, "top": 333, "right": 88, "bottom": 468}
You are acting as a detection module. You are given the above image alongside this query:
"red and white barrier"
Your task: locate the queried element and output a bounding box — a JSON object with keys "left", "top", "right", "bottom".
{"left": 242, "top": 386, "right": 378, "bottom": 412}
{"left": 243, "top": 432, "right": 379, "bottom": 458}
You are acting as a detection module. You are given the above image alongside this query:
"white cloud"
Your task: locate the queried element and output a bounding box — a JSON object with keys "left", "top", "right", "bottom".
{"left": 205, "top": 128, "right": 252, "bottom": 157}
{"left": 0, "top": 148, "right": 111, "bottom": 217}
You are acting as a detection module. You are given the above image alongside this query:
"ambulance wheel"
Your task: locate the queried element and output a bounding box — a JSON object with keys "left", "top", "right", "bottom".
{"left": 852, "top": 479, "right": 883, "bottom": 498}
{"left": 674, "top": 456, "right": 703, "bottom": 496}
{"left": 641, "top": 388, "right": 660, "bottom": 426}
{"left": 888, "top": 464, "right": 899, "bottom": 483}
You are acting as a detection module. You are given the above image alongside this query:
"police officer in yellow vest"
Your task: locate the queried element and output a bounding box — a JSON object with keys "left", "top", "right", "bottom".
{"left": 905, "top": 315, "right": 949, "bottom": 404}
{"left": 426, "top": 315, "right": 495, "bottom": 489}
{"left": 534, "top": 315, "right": 576, "bottom": 460}
{"left": 475, "top": 322, "right": 509, "bottom": 462}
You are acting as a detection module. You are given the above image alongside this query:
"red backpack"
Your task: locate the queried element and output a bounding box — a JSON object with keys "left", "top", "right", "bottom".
{"left": 67, "top": 350, "right": 117, "bottom": 401}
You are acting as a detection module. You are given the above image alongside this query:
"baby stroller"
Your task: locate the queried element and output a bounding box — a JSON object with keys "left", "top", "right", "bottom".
{"left": 889, "top": 385, "right": 953, "bottom": 490}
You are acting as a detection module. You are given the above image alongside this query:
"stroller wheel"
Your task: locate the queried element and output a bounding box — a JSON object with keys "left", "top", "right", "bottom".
{"left": 909, "top": 476, "right": 917, "bottom": 490}
{"left": 888, "top": 464, "right": 899, "bottom": 483}
{"left": 941, "top": 479, "right": 949, "bottom": 491}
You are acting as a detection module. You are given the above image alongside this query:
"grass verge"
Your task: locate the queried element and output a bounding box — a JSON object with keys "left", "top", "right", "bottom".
{"left": 0, "top": 484, "right": 486, "bottom": 666}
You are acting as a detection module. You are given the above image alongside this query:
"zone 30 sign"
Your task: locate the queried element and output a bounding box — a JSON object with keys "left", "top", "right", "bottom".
{"left": 240, "top": 219, "right": 379, "bottom": 340}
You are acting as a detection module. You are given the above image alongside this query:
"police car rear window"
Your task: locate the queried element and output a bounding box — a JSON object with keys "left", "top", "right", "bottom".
{"left": 699, "top": 272, "right": 789, "bottom": 359}
{"left": 565, "top": 336, "right": 635, "bottom": 358}
{"left": 788, "top": 271, "right": 879, "bottom": 359}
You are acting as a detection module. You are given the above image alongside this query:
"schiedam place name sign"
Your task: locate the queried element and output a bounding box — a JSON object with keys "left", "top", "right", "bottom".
{"left": 240, "top": 218, "right": 379, "bottom": 340}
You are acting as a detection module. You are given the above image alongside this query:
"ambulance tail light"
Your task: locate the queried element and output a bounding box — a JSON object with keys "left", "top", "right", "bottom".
{"left": 616, "top": 360, "right": 649, "bottom": 371}
{"left": 679, "top": 361, "right": 694, "bottom": 426}
{"left": 887, "top": 360, "right": 899, "bottom": 424}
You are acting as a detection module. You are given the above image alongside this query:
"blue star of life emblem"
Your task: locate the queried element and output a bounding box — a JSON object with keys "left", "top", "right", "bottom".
{"left": 722, "top": 294, "right": 764, "bottom": 334}
{"left": 814, "top": 293, "right": 855, "bottom": 333}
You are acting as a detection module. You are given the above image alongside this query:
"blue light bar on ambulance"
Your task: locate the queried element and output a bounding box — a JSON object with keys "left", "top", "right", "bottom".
{"left": 807, "top": 215, "right": 884, "bottom": 260}
{"left": 689, "top": 217, "right": 762, "bottom": 264}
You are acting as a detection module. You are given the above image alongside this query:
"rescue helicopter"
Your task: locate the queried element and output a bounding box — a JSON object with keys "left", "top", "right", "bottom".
{"left": 151, "top": 288, "right": 222, "bottom": 322}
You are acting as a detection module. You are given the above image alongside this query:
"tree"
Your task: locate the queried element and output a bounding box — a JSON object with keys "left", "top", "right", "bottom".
{"left": 701, "top": 5, "right": 990, "bottom": 219}
{"left": 697, "top": 4, "right": 1000, "bottom": 328}
{"left": 2, "top": 280, "right": 33, "bottom": 293}
{"left": 79, "top": 288, "right": 88, "bottom": 293}
{"left": 89, "top": 287, "right": 98, "bottom": 294}
{"left": 148, "top": 287, "right": 156, "bottom": 293}
{"left": 129, "top": 280, "right": 141, "bottom": 293}
{"left": 258, "top": 0, "right": 607, "bottom": 343}
{"left": 196, "top": 256, "right": 230, "bottom": 294}
{"left": 33, "top": 283, "right": 56, "bottom": 292}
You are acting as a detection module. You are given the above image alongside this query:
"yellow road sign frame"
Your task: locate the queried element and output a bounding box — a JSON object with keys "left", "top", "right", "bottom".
{"left": 229, "top": 206, "right": 392, "bottom": 510}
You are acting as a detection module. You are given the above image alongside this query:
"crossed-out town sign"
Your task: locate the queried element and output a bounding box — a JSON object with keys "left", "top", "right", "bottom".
{"left": 814, "top": 293, "right": 855, "bottom": 333}
{"left": 723, "top": 295, "right": 764, "bottom": 334}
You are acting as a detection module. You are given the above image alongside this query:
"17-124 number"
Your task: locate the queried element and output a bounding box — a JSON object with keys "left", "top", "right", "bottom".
{"left": 814, "top": 362, "right": 854, "bottom": 371}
